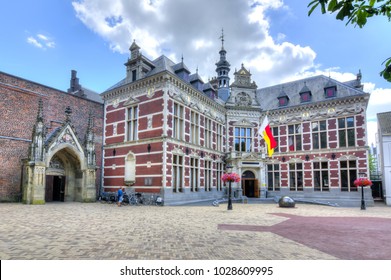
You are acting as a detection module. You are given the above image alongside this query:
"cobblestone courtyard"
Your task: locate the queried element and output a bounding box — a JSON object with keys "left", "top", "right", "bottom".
{"left": 1, "top": 202, "right": 390, "bottom": 260}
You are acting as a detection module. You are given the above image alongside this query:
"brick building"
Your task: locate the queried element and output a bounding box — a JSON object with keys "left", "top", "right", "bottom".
{"left": 0, "top": 71, "right": 103, "bottom": 203}
{"left": 102, "top": 39, "right": 372, "bottom": 206}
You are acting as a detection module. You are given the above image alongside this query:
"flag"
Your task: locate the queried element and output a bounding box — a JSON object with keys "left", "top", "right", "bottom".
{"left": 259, "top": 116, "right": 277, "bottom": 157}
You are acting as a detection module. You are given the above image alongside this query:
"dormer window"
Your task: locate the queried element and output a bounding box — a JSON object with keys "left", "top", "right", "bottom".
{"left": 299, "top": 82, "right": 312, "bottom": 103}
{"left": 324, "top": 86, "right": 337, "bottom": 98}
{"left": 300, "top": 91, "right": 311, "bottom": 102}
{"left": 278, "top": 96, "right": 289, "bottom": 107}
{"left": 277, "top": 89, "right": 289, "bottom": 107}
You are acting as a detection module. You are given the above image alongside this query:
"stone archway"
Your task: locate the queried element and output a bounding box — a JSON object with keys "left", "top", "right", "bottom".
{"left": 46, "top": 146, "right": 83, "bottom": 202}
{"left": 22, "top": 102, "right": 97, "bottom": 204}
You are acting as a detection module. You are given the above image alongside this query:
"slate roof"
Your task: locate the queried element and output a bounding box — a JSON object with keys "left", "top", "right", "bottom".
{"left": 378, "top": 111, "right": 391, "bottom": 135}
{"left": 257, "top": 75, "right": 367, "bottom": 111}
{"left": 83, "top": 87, "right": 103, "bottom": 104}
{"left": 105, "top": 55, "right": 216, "bottom": 97}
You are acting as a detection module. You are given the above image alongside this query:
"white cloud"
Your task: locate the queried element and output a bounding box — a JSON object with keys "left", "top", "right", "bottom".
{"left": 71, "top": 0, "right": 316, "bottom": 85}
{"left": 71, "top": 0, "right": 391, "bottom": 146}
{"left": 27, "top": 33, "right": 55, "bottom": 49}
{"left": 27, "top": 36, "right": 43, "bottom": 49}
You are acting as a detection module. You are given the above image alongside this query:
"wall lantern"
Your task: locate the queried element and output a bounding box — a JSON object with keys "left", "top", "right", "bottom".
{"left": 200, "top": 151, "right": 204, "bottom": 158}
{"left": 147, "top": 144, "right": 151, "bottom": 153}
{"left": 282, "top": 156, "right": 286, "bottom": 162}
{"left": 185, "top": 147, "right": 189, "bottom": 155}
{"left": 331, "top": 153, "right": 336, "bottom": 160}
{"left": 305, "top": 155, "right": 310, "bottom": 161}
{"left": 113, "top": 148, "right": 116, "bottom": 157}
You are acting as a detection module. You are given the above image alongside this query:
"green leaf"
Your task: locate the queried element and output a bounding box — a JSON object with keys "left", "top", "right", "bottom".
{"left": 308, "top": 1, "right": 321, "bottom": 16}
{"left": 328, "top": 0, "right": 338, "bottom": 12}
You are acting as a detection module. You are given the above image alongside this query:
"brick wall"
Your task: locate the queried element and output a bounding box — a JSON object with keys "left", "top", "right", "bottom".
{"left": 0, "top": 72, "right": 104, "bottom": 201}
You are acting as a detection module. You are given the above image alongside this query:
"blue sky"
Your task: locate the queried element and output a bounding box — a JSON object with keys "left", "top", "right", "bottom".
{"left": 1, "top": 0, "right": 390, "bottom": 145}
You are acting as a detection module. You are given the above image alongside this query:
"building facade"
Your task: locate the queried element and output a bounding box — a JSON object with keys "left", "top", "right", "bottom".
{"left": 102, "top": 40, "right": 372, "bottom": 206}
{"left": 377, "top": 111, "right": 391, "bottom": 205}
{"left": 0, "top": 71, "right": 104, "bottom": 203}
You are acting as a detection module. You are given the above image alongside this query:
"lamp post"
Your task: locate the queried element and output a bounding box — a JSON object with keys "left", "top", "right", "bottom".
{"left": 226, "top": 164, "right": 233, "bottom": 210}
{"left": 358, "top": 172, "right": 366, "bottom": 210}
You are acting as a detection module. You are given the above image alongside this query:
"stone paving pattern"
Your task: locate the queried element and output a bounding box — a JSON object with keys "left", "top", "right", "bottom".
{"left": 1, "top": 202, "right": 390, "bottom": 260}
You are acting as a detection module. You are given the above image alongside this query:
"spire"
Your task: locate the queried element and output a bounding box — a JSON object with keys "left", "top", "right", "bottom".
{"left": 29, "top": 99, "right": 46, "bottom": 162}
{"left": 220, "top": 28, "right": 225, "bottom": 50}
{"left": 85, "top": 112, "right": 96, "bottom": 167}
{"left": 215, "top": 29, "right": 231, "bottom": 102}
{"left": 65, "top": 106, "right": 72, "bottom": 123}
{"left": 37, "top": 98, "right": 44, "bottom": 122}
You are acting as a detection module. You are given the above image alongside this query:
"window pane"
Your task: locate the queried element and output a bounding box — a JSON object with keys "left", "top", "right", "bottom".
{"left": 296, "top": 135, "right": 302, "bottom": 150}
{"left": 339, "top": 130, "right": 346, "bottom": 147}
{"left": 235, "top": 127, "right": 240, "bottom": 136}
{"left": 312, "top": 122, "right": 319, "bottom": 131}
{"left": 338, "top": 118, "right": 345, "bottom": 128}
{"left": 320, "top": 120, "right": 327, "bottom": 130}
{"left": 347, "top": 129, "right": 355, "bottom": 146}
{"left": 320, "top": 132, "right": 327, "bottom": 148}
{"left": 313, "top": 133, "right": 319, "bottom": 149}
{"left": 347, "top": 117, "right": 354, "bottom": 127}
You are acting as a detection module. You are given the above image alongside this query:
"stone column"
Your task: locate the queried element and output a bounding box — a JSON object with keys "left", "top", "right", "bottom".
{"left": 23, "top": 163, "right": 46, "bottom": 204}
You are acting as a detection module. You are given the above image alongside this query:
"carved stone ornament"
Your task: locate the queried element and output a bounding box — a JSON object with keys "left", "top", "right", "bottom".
{"left": 123, "top": 96, "right": 139, "bottom": 106}
{"left": 146, "top": 86, "right": 155, "bottom": 98}
{"left": 235, "top": 92, "right": 252, "bottom": 106}
{"left": 112, "top": 98, "right": 120, "bottom": 108}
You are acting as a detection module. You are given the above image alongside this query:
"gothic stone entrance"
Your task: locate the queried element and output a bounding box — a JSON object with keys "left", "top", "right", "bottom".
{"left": 22, "top": 102, "right": 97, "bottom": 204}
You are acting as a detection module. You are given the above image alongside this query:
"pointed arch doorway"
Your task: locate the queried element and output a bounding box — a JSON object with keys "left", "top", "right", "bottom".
{"left": 242, "top": 170, "right": 259, "bottom": 198}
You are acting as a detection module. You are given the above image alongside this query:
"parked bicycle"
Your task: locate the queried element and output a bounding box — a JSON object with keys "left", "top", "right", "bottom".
{"left": 99, "top": 192, "right": 116, "bottom": 204}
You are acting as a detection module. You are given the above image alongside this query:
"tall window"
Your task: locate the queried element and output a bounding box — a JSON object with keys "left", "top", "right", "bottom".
{"left": 313, "top": 162, "right": 329, "bottom": 191}
{"left": 267, "top": 164, "right": 280, "bottom": 191}
{"left": 340, "top": 160, "right": 358, "bottom": 192}
{"left": 216, "top": 123, "right": 223, "bottom": 152}
{"left": 173, "top": 103, "right": 184, "bottom": 140}
{"left": 205, "top": 118, "right": 212, "bottom": 149}
{"left": 204, "top": 160, "right": 212, "bottom": 191}
{"left": 338, "top": 117, "right": 355, "bottom": 147}
{"left": 288, "top": 124, "right": 302, "bottom": 151}
{"left": 190, "top": 157, "right": 199, "bottom": 192}
{"left": 172, "top": 155, "right": 183, "bottom": 192}
{"left": 271, "top": 126, "right": 279, "bottom": 153}
{"left": 216, "top": 162, "right": 224, "bottom": 191}
{"left": 127, "top": 106, "right": 138, "bottom": 141}
{"left": 312, "top": 120, "right": 327, "bottom": 149}
{"left": 289, "top": 162, "right": 303, "bottom": 191}
{"left": 234, "top": 127, "right": 252, "bottom": 152}
{"left": 190, "top": 111, "right": 199, "bottom": 145}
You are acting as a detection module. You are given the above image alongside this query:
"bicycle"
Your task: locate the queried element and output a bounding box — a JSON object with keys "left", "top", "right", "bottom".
{"left": 99, "top": 192, "right": 116, "bottom": 204}
{"left": 145, "top": 193, "right": 164, "bottom": 206}
{"left": 127, "top": 192, "right": 142, "bottom": 206}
